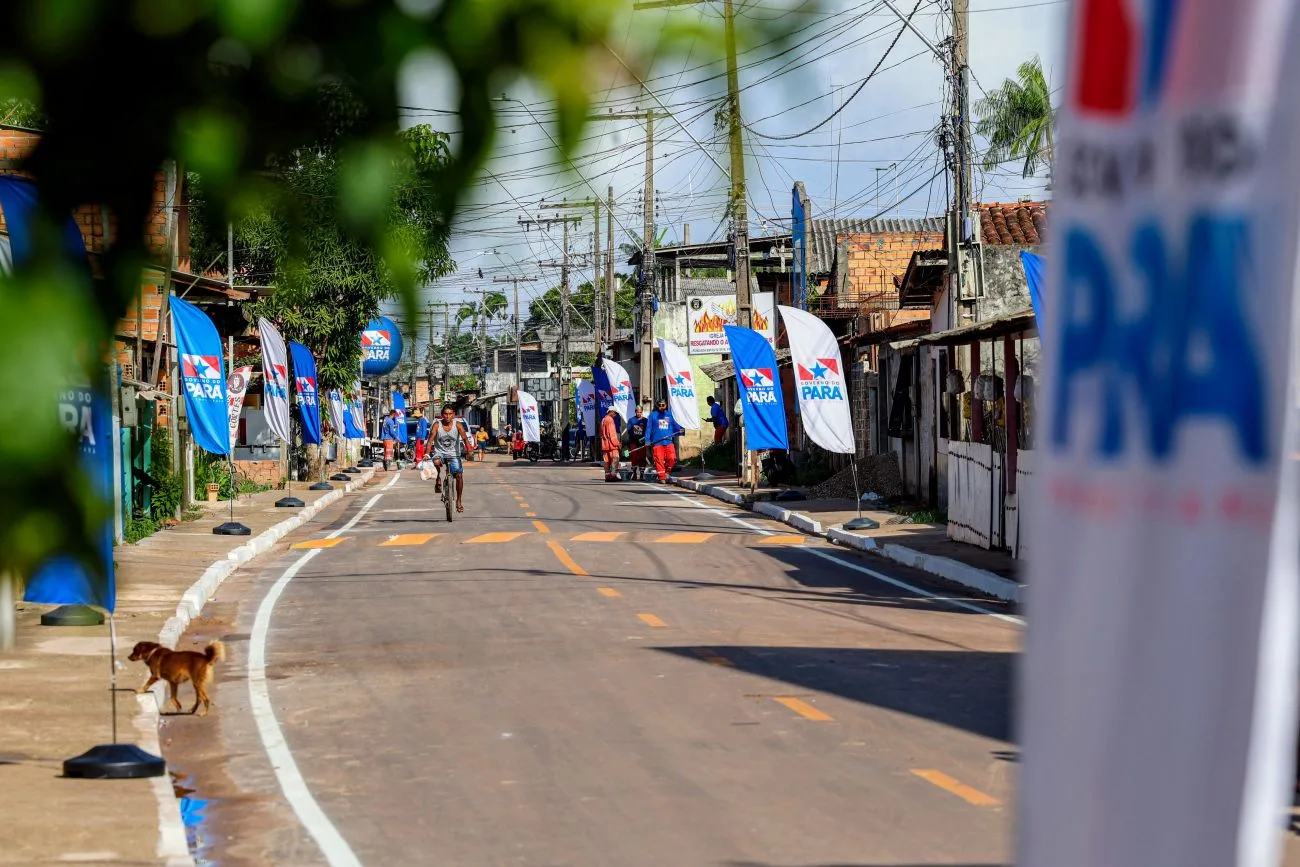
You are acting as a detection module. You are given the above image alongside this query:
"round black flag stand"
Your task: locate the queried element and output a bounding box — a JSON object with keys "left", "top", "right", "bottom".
{"left": 64, "top": 615, "right": 165, "bottom": 780}
{"left": 842, "top": 461, "right": 878, "bottom": 531}
{"left": 276, "top": 474, "right": 304, "bottom": 508}
{"left": 213, "top": 460, "right": 251, "bottom": 536}
{"left": 330, "top": 473, "right": 350, "bottom": 482}
{"left": 65, "top": 743, "right": 166, "bottom": 779}
{"left": 343, "top": 467, "right": 361, "bottom": 474}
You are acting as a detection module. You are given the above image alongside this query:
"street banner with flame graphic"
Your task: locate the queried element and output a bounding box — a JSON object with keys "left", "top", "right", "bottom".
{"left": 686, "top": 291, "right": 775, "bottom": 355}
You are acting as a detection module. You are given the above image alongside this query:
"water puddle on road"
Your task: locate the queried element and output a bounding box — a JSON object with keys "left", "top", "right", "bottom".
{"left": 172, "top": 771, "right": 219, "bottom": 866}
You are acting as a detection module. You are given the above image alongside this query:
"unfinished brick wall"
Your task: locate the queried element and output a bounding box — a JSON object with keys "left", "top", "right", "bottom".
{"left": 841, "top": 230, "right": 943, "bottom": 312}
{"left": 1, "top": 127, "right": 179, "bottom": 357}
{"left": 235, "top": 460, "right": 283, "bottom": 488}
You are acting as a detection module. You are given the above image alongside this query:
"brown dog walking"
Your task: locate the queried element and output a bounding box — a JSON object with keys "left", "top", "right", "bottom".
{"left": 129, "top": 640, "right": 225, "bottom": 716}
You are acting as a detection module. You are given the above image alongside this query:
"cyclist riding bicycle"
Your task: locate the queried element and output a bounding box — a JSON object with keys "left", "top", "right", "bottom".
{"left": 430, "top": 404, "right": 475, "bottom": 512}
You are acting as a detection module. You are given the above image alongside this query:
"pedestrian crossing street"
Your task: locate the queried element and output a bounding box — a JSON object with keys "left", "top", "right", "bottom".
{"left": 290, "top": 530, "right": 811, "bottom": 550}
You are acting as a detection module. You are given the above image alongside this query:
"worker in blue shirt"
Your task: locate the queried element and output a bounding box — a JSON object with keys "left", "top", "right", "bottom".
{"left": 706, "top": 395, "right": 729, "bottom": 444}
{"left": 380, "top": 409, "right": 401, "bottom": 470}
{"left": 414, "top": 410, "right": 431, "bottom": 465}
{"left": 646, "top": 398, "right": 678, "bottom": 482}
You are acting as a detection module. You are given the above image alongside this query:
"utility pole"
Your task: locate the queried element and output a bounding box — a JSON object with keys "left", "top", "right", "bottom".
{"left": 493, "top": 275, "right": 539, "bottom": 421}
{"left": 606, "top": 185, "right": 615, "bottom": 349}
{"left": 952, "top": 0, "right": 980, "bottom": 319}
{"left": 594, "top": 109, "right": 667, "bottom": 402}
{"left": 723, "top": 0, "right": 752, "bottom": 331}
{"left": 641, "top": 105, "right": 656, "bottom": 403}
{"left": 520, "top": 212, "right": 583, "bottom": 431}
{"left": 441, "top": 305, "right": 451, "bottom": 399}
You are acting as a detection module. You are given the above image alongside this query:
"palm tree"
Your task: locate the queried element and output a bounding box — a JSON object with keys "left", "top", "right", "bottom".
{"left": 617, "top": 227, "right": 672, "bottom": 262}
{"left": 974, "top": 56, "right": 1054, "bottom": 179}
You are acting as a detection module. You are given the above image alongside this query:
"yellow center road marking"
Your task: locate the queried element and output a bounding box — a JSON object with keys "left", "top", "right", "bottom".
{"left": 525, "top": 512, "right": 537, "bottom": 517}
{"left": 465, "top": 532, "right": 527, "bottom": 544}
{"left": 654, "top": 532, "right": 716, "bottom": 544}
{"left": 692, "top": 648, "right": 734, "bottom": 666}
{"left": 519, "top": 503, "right": 531, "bottom": 508}
{"left": 597, "top": 587, "right": 622, "bottom": 598}
{"left": 571, "top": 531, "right": 626, "bottom": 542}
{"left": 532, "top": 520, "right": 551, "bottom": 534}
{"left": 910, "top": 769, "right": 1001, "bottom": 806}
{"left": 379, "top": 533, "right": 441, "bottom": 547}
{"left": 754, "top": 534, "right": 806, "bottom": 545}
{"left": 546, "top": 541, "right": 589, "bottom": 576}
{"left": 290, "top": 538, "right": 348, "bottom": 550}
{"left": 773, "top": 696, "right": 834, "bottom": 721}
{"left": 637, "top": 613, "right": 668, "bottom": 628}
{"left": 513, "top": 495, "right": 524, "bottom": 500}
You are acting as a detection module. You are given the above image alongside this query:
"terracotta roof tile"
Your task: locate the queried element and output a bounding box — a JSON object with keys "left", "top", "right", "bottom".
{"left": 978, "top": 201, "right": 1047, "bottom": 246}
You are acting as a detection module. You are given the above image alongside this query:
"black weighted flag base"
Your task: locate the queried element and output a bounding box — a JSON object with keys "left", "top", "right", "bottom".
{"left": 64, "top": 743, "right": 166, "bottom": 779}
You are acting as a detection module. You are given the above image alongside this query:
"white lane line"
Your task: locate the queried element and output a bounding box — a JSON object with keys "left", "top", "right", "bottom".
{"left": 247, "top": 488, "right": 389, "bottom": 866}
{"left": 381, "top": 471, "right": 402, "bottom": 491}
{"left": 656, "top": 484, "right": 1021, "bottom": 625}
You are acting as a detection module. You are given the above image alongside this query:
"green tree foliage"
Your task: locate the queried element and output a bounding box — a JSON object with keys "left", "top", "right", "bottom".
{"left": 204, "top": 121, "right": 456, "bottom": 389}
{"left": 525, "top": 277, "right": 636, "bottom": 337}
{"left": 0, "top": 0, "right": 783, "bottom": 596}
{"left": 974, "top": 55, "right": 1055, "bottom": 179}
{"left": 0, "top": 97, "right": 43, "bottom": 128}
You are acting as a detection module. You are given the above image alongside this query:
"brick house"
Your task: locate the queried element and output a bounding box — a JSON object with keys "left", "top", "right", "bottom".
{"left": 869, "top": 200, "right": 1047, "bottom": 557}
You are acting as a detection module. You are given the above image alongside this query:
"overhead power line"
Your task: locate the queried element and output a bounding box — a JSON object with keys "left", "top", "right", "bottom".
{"left": 743, "top": 0, "right": 927, "bottom": 142}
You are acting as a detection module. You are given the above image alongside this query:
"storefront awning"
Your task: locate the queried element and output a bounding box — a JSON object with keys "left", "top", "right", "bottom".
{"left": 890, "top": 308, "right": 1037, "bottom": 350}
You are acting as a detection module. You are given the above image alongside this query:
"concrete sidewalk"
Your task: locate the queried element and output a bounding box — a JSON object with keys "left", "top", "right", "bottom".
{"left": 670, "top": 473, "right": 1022, "bottom": 603}
{"left": 0, "top": 469, "right": 378, "bottom": 866}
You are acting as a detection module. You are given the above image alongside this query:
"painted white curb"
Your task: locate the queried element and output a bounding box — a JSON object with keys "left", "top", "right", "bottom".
{"left": 753, "top": 501, "right": 823, "bottom": 535}
{"left": 677, "top": 476, "right": 1021, "bottom": 604}
{"left": 140, "top": 468, "right": 375, "bottom": 864}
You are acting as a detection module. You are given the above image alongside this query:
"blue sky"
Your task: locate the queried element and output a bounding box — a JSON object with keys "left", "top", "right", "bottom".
{"left": 395, "top": 0, "right": 1066, "bottom": 341}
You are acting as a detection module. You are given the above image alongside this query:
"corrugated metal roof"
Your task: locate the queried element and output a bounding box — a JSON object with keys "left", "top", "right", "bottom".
{"left": 808, "top": 217, "right": 944, "bottom": 274}
{"left": 700, "top": 348, "right": 791, "bottom": 383}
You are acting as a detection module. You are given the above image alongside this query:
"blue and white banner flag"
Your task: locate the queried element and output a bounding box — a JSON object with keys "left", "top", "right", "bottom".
{"left": 171, "top": 296, "right": 229, "bottom": 455}
{"left": 0, "top": 177, "right": 115, "bottom": 610}
{"left": 596, "top": 358, "right": 635, "bottom": 422}
{"left": 391, "top": 390, "right": 408, "bottom": 444}
{"left": 288, "top": 342, "right": 322, "bottom": 446}
{"left": 779, "top": 305, "right": 854, "bottom": 454}
{"left": 1022, "top": 1, "right": 1300, "bottom": 865}
{"left": 24, "top": 385, "right": 117, "bottom": 610}
{"left": 327, "top": 390, "right": 347, "bottom": 439}
{"left": 345, "top": 388, "right": 367, "bottom": 440}
{"left": 724, "top": 325, "right": 788, "bottom": 451}
{"left": 657, "top": 338, "right": 700, "bottom": 430}
{"left": 575, "top": 378, "right": 597, "bottom": 434}
{"left": 257, "top": 318, "right": 292, "bottom": 445}
{"left": 518, "top": 390, "right": 541, "bottom": 443}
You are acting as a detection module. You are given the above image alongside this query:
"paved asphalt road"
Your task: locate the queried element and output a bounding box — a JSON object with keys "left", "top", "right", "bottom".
{"left": 162, "top": 456, "right": 1022, "bottom": 867}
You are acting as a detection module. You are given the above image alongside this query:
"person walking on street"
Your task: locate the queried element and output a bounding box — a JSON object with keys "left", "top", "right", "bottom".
{"left": 647, "top": 399, "right": 678, "bottom": 482}
{"left": 381, "top": 409, "right": 401, "bottom": 470}
{"left": 414, "top": 410, "right": 430, "bottom": 466}
{"left": 706, "top": 395, "right": 729, "bottom": 444}
{"left": 627, "top": 405, "right": 649, "bottom": 481}
{"left": 600, "top": 407, "right": 621, "bottom": 482}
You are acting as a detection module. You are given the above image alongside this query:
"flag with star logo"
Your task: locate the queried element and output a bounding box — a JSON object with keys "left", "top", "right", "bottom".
{"left": 779, "top": 305, "right": 853, "bottom": 454}
{"left": 656, "top": 338, "right": 700, "bottom": 429}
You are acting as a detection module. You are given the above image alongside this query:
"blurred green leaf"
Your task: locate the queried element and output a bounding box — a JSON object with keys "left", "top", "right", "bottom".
{"left": 216, "top": 0, "right": 298, "bottom": 49}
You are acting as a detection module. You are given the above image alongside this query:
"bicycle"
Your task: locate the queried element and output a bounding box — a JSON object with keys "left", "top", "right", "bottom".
{"left": 437, "top": 460, "right": 454, "bottom": 522}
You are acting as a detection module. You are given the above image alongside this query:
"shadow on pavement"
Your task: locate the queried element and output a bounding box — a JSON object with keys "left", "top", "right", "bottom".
{"left": 654, "top": 645, "right": 1015, "bottom": 742}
